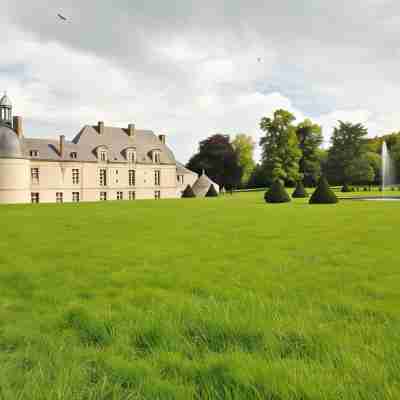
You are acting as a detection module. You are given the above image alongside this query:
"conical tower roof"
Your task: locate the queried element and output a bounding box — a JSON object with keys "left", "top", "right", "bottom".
{"left": 192, "top": 170, "right": 219, "bottom": 197}
{"left": 0, "top": 92, "right": 12, "bottom": 108}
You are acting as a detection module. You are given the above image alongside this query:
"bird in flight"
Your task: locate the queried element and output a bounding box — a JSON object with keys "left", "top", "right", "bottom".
{"left": 57, "top": 13, "right": 68, "bottom": 21}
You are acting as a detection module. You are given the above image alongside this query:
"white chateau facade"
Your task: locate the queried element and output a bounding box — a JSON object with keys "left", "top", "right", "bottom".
{"left": 0, "top": 94, "right": 217, "bottom": 204}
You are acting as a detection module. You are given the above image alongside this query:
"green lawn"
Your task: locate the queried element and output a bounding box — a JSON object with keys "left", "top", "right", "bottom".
{"left": 0, "top": 193, "right": 399, "bottom": 399}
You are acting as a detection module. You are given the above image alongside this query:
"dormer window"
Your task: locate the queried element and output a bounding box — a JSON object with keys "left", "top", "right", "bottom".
{"left": 30, "top": 150, "right": 39, "bottom": 157}
{"left": 70, "top": 152, "right": 77, "bottom": 159}
{"left": 152, "top": 150, "right": 161, "bottom": 164}
{"left": 126, "top": 149, "right": 136, "bottom": 163}
{"left": 97, "top": 147, "right": 108, "bottom": 162}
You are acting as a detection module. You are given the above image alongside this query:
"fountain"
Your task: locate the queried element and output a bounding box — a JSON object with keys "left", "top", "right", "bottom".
{"left": 381, "top": 141, "right": 396, "bottom": 191}
{"left": 342, "top": 140, "right": 399, "bottom": 201}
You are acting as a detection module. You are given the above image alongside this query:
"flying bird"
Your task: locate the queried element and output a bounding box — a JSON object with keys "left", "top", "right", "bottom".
{"left": 57, "top": 13, "right": 68, "bottom": 21}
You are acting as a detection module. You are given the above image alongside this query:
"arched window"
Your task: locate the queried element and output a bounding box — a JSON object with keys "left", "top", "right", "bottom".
{"left": 97, "top": 146, "right": 108, "bottom": 162}
{"left": 126, "top": 148, "right": 136, "bottom": 163}
{"left": 152, "top": 150, "right": 161, "bottom": 164}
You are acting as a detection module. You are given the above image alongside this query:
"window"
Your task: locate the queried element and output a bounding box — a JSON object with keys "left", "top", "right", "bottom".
{"left": 177, "top": 175, "right": 184, "bottom": 184}
{"left": 154, "top": 190, "right": 161, "bottom": 200}
{"left": 99, "top": 150, "right": 107, "bottom": 162}
{"left": 56, "top": 192, "right": 63, "bottom": 203}
{"left": 152, "top": 151, "right": 161, "bottom": 163}
{"left": 31, "top": 192, "right": 39, "bottom": 203}
{"left": 70, "top": 152, "right": 77, "bottom": 159}
{"left": 100, "top": 191, "right": 107, "bottom": 201}
{"left": 127, "top": 149, "right": 136, "bottom": 163}
{"left": 30, "top": 150, "right": 39, "bottom": 157}
{"left": 117, "top": 191, "right": 123, "bottom": 200}
{"left": 72, "top": 192, "right": 80, "bottom": 202}
{"left": 72, "top": 169, "right": 80, "bottom": 185}
{"left": 154, "top": 170, "right": 161, "bottom": 186}
{"left": 99, "top": 169, "right": 107, "bottom": 186}
{"left": 31, "top": 168, "right": 39, "bottom": 184}
{"left": 129, "top": 191, "right": 135, "bottom": 200}
{"left": 129, "top": 170, "right": 135, "bottom": 186}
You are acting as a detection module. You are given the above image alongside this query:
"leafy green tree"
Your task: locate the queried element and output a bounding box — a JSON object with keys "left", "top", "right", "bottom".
{"left": 326, "top": 121, "right": 368, "bottom": 185}
{"left": 186, "top": 134, "right": 242, "bottom": 190}
{"left": 365, "top": 151, "right": 381, "bottom": 185}
{"left": 247, "top": 164, "right": 268, "bottom": 188}
{"left": 345, "top": 156, "right": 375, "bottom": 185}
{"left": 296, "top": 119, "right": 323, "bottom": 187}
{"left": 259, "top": 109, "right": 302, "bottom": 185}
{"left": 231, "top": 134, "right": 256, "bottom": 187}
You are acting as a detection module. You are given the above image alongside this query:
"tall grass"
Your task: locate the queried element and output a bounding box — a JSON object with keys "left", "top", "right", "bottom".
{"left": 0, "top": 193, "right": 399, "bottom": 398}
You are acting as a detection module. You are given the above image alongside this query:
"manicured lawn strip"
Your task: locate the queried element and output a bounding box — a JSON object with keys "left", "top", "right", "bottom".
{"left": 0, "top": 193, "right": 399, "bottom": 399}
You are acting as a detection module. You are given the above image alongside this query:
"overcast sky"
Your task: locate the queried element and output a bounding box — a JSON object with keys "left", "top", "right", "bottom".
{"left": 2, "top": 0, "right": 400, "bottom": 162}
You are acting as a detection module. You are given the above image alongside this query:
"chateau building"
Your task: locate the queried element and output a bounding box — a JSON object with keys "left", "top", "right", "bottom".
{"left": 0, "top": 93, "right": 216, "bottom": 204}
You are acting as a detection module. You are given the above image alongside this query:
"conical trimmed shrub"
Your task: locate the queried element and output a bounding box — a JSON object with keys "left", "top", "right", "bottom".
{"left": 292, "top": 181, "right": 308, "bottom": 198}
{"left": 205, "top": 184, "right": 218, "bottom": 197}
{"left": 341, "top": 183, "right": 351, "bottom": 192}
{"left": 309, "top": 177, "right": 338, "bottom": 204}
{"left": 182, "top": 185, "right": 196, "bottom": 198}
{"left": 264, "top": 180, "right": 291, "bottom": 203}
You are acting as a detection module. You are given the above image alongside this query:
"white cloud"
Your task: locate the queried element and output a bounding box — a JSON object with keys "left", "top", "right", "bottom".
{"left": 2, "top": 1, "right": 400, "bottom": 163}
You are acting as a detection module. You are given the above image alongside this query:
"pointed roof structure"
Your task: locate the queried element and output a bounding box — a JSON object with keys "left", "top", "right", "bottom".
{"left": 0, "top": 92, "right": 12, "bottom": 108}
{"left": 192, "top": 170, "right": 219, "bottom": 197}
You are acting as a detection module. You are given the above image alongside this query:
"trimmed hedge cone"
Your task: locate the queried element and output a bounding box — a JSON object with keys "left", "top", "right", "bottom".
{"left": 205, "top": 184, "right": 218, "bottom": 197}
{"left": 292, "top": 181, "right": 308, "bottom": 198}
{"left": 182, "top": 185, "right": 196, "bottom": 198}
{"left": 309, "top": 177, "right": 338, "bottom": 204}
{"left": 265, "top": 180, "right": 291, "bottom": 203}
{"left": 341, "top": 183, "right": 351, "bottom": 192}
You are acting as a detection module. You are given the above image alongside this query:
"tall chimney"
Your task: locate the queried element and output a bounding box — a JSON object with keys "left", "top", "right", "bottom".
{"left": 98, "top": 121, "right": 104, "bottom": 134}
{"left": 59, "top": 135, "right": 65, "bottom": 158}
{"left": 13, "top": 116, "right": 23, "bottom": 137}
{"left": 128, "top": 123, "right": 135, "bottom": 137}
{"left": 158, "top": 134, "right": 166, "bottom": 144}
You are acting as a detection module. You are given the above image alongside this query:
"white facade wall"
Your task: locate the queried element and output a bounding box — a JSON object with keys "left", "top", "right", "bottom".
{"left": 0, "top": 159, "right": 196, "bottom": 204}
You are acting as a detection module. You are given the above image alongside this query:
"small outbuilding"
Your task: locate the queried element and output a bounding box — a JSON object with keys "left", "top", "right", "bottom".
{"left": 192, "top": 170, "right": 219, "bottom": 197}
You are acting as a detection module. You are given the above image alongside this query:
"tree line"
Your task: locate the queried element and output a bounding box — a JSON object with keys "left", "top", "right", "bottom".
{"left": 186, "top": 109, "right": 400, "bottom": 189}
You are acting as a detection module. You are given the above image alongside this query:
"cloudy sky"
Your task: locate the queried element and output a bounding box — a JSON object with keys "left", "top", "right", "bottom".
{"left": 2, "top": 0, "right": 400, "bottom": 162}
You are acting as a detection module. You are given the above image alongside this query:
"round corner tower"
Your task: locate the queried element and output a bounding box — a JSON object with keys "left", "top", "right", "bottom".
{"left": 0, "top": 93, "right": 30, "bottom": 204}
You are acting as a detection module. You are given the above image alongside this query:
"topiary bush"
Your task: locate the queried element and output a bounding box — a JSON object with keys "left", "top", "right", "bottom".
{"left": 309, "top": 177, "right": 339, "bottom": 204}
{"left": 292, "top": 181, "right": 308, "bottom": 198}
{"left": 182, "top": 185, "right": 196, "bottom": 198}
{"left": 205, "top": 184, "right": 219, "bottom": 197}
{"left": 264, "top": 180, "right": 291, "bottom": 203}
{"left": 341, "top": 183, "right": 351, "bottom": 192}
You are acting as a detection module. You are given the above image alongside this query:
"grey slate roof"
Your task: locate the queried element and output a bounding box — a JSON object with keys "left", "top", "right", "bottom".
{"left": 192, "top": 171, "right": 219, "bottom": 197}
{"left": 0, "top": 94, "right": 12, "bottom": 107}
{"left": 0, "top": 124, "right": 23, "bottom": 158}
{"left": 22, "top": 125, "right": 177, "bottom": 164}
{"left": 176, "top": 161, "right": 198, "bottom": 176}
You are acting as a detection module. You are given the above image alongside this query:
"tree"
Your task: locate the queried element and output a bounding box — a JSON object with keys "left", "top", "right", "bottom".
{"left": 309, "top": 176, "right": 338, "bottom": 204}
{"left": 296, "top": 119, "right": 323, "bottom": 187}
{"left": 231, "top": 134, "right": 256, "bottom": 187}
{"left": 247, "top": 164, "right": 268, "bottom": 188}
{"left": 365, "top": 151, "right": 381, "bottom": 185}
{"left": 345, "top": 156, "right": 375, "bottom": 185}
{"left": 186, "top": 134, "right": 242, "bottom": 190}
{"left": 264, "top": 179, "right": 291, "bottom": 203}
{"left": 326, "top": 121, "right": 369, "bottom": 185}
{"left": 259, "top": 109, "right": 302, "bottom": 185}
{"left": 205, "top": 184, "right": 218, "bottom": 197}
{"left": 182, "top": 185, "right": 196, "bottom": 198}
